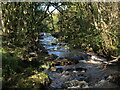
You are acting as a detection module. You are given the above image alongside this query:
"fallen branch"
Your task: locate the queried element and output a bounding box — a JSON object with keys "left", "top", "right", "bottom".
{"left": 100, "top": 55, "right": 120, "bottom": 71}
{"left": 109, "top": 55, "right": 120, "bottom": 63}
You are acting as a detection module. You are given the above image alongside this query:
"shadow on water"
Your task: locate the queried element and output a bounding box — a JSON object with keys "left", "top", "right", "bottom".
{"left": 40, "top": 32, "right": 120, "bottom": 89}
{"left": 40, "top": 32, "right": 90, "bottom": 60}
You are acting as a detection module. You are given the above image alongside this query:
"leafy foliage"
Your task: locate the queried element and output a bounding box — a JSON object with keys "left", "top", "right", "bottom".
{"left": 2, "top": 2, "right": 49, "bottom": 60}
{"left": 1, "top": 2, "right": 51, "bottom": 88}
{"left": 53, "top": 2, "right": 120, "bottom": 58}
{"left": 1, "top": 2, "right": 120, "bottom": 88}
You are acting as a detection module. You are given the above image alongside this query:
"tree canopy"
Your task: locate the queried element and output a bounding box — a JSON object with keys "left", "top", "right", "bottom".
{"left": 1, "top": 2, "right": 120, "bottom": 88}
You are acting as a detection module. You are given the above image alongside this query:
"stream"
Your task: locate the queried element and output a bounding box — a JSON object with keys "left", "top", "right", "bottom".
{"left": 40, "top": 32, "right": 120, "bottom": 89}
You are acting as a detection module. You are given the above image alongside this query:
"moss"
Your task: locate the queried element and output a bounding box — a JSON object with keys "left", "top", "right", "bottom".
{"left": 28, "top": 72, "right": 49, "bottom": 83}
{"left": 2, "top": 48, "right": 50, "bottom": 88}
{"left": 2, "top": 53, "right": 23, "bottom": 79}
{"left": 8, "top": 72, "right": 50, "bottom": 88}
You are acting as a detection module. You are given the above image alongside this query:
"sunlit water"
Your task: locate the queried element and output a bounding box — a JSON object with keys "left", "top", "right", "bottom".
{"left": 40, "top": 32, "right": 120, "bottom": 89}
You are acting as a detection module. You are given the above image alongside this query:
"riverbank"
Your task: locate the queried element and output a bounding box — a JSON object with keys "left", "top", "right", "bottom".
{"left": 40, "top": 32, "right": 120, "bottom": 89}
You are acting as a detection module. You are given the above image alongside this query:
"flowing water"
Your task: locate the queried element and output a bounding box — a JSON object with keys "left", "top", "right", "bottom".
{"left": 40, "top": 32, "right": 120, "bottom": 89}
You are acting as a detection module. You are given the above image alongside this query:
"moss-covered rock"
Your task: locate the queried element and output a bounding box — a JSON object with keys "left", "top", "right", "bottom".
{"left": 3, "top": 72, "right": 50, "bottom": 88}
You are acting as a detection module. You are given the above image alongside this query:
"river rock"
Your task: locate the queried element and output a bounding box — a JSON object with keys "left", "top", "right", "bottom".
{"left": 107, "top": 74, "right": 120, "bottom": 86}
{"left": 40, "top": 32, "right": 120, "bottom": 89}
{"left": 56, "top": 66, "right": 64, "bottom": 73}
{"left": 67, "top": 58, "right": 79, "bottom": 64}
{"left": 40, "top": 33, "right": 44, "bottom": 36}
{"left": 50, "top": 67, "right": 57, "bottom": 72}
{"left": 66, "top": 68, "right": 74, "bottom": 72}
{"left": 51, "top": 43, "right": 57, "bottom": 45}
{"left": 75, "top": 75, "right": 87, "bottom": 81}
{"left": 53, "top": 58, "right": 76, "bottom": 66}
{"left": 49, "top": 54, "right": 58, "bottom": 60}
{"left": 29, "top": 52, "right": 37, "bottom": 57}
{"left": 93, "top": 80, "right": 119, "bottom": 88}
{"left": 75, "top": 67, "right": 87, "bottom": 72}
{"left": 62, "top": 80, "right": 89, "bottom": 89}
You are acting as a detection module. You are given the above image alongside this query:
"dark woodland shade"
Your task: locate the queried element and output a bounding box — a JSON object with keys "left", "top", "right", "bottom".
{"left": 1, "top": 2, "right": 120, "bottom": 89}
